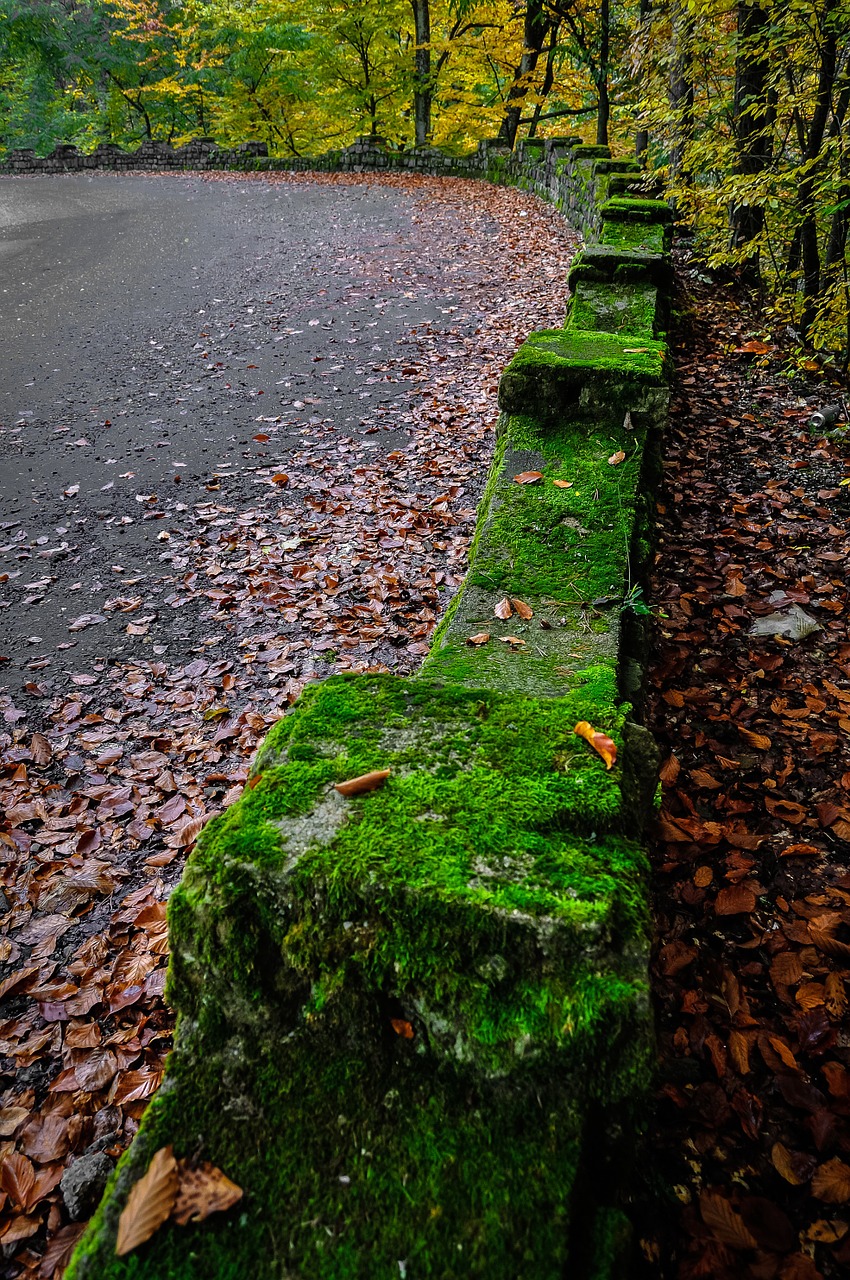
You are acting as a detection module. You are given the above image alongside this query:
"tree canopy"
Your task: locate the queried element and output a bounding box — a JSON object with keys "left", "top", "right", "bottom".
{"left": 1, "top": 0, "right": 848, "bottom": 360}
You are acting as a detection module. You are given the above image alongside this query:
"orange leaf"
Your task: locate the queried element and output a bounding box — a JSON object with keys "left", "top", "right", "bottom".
{"left": 699, "top": 1190, "right": 757, "bottom": 1249}
{"left": 739, "top": 727, "right": 772, "bottom": 750}
{"left": 771, "top": 1142, "right": 808, "bottom": 1186}
{"left": 659, "top": 754, "right": 680, "bottom": 785}
{"left": 552, "top": 479, "right": 573, "bottom": 489}
{"left": 812, "top": 1158, "right": 850, "bottom": 1204}
{"left": 172, "top": 1162, "right": 243, "bottom": 1227}
{"left": 715, "top": 885, "right": 757, "bottom": 915}
{"left": 494, "top": 598, "right": 513, "bottom": 620}
{"left": 335, "top": 770, "right": 390, "bottom": 797}
{"left": 0, "top": 1152, "right": 35, "bottom": 1211}
{"left": 765, "top": 796, "right": 806, "bottom": 824}
{"left": 38, "top": 1222, "right": 86, "bottom": 1277}
{"left": 608, "top": 450, "right": 626, "bottom": 466}
{"left": 513, "top": 471, "right": 542, "bottom": 485}
{"left": 390, "top": 1019, "right": 414, "bottom": 1040}
{"left": 498, "top": 635, "right": 526, "bottom": 646}
{"left": 271, "top": 473, "right": 289, "bottom": 486}
{"left": 116, "top": 1146, "right": 179, "bottom": 1256}
{"left": 466, "top": 632, "right": 490, "bottom": 646}
{"left": 30, "top": 732, "right": 52, "bottom": 765}
{"left": 573, "top": 721, "right": 617, "bottom": 770}
{"left": 510, "top": 598, "right": 533, "bottom": 620}
{"left": 736, "top": 339, "right": 773, "bottom": 355}
{"left": 728, "top": 1031, "right": 752, "bottom": 1075}
{"left": 780, "top": 843, "right": 821, "bottom": 858}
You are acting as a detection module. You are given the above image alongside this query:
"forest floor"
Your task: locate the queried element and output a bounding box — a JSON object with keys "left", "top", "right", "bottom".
{"left": 0, "top": 171, "right": 577, "bottom": 1278}
{"left": 638, "top": 260, "right": 850, "bottom": 1280}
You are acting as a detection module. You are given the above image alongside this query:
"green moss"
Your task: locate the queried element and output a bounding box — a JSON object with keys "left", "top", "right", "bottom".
{"left": 600, "top": 219, "right": 665, "bottom": 254}
{"left": 567, "top": 281, "right": 659, "bottom": 338}
{"left": 600, "top": 196, "right": 672, "bottom": 225}
{"left": 69, "top": 674, "right": 653, "bottom": 1280}
{"left": 466, "top": 419, "right": 644, "bottom": 602}
{"left": 568, "top": 246, "right": 672, "bottom": 293}
{"left": 569, "top": 145, "right": 611, "bottom": 161}
{"left": 499, "top": 328, "right": 668, "bottom": 425}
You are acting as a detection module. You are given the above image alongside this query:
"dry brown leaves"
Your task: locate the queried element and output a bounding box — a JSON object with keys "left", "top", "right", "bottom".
{"left": 0, "top": 172, "right": 579, "bottom": 1275}
{"left": 642, "top": 255, "right": 850, "bottom": 1280}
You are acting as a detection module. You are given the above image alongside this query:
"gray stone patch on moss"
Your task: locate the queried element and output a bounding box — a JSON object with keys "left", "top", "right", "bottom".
{"left": 568, "top": 281, "right": 659, "bottom": 339}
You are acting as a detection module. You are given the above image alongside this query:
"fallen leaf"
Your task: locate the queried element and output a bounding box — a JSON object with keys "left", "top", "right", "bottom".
{"left": 390, "top": 1019, "right": 414, "bottom": 1040}
{"left": 552, "top": 479, "right": 573, "bottom": 489}
{"left": 812, "top": 1157, "right": 850, "bottom": 1203}
{"left": 510, "top": 598, "right": 533, "bottom": 620}
{"left": 172, "top": 1162, "right": 243, "bottom": 1227}
{"left": 765, "top": 796, "right": 806, "bottom": 824}
{"left": 494, "top": 597, "right": 513, "bottom": 620}
{"left": 659, "top": 754, "right": 680, "bottom": 785}
{"left": 498, "top": 635, "right": 526, "bottom": 646}
{"left": 335, "top": 770, "right": 390, "bottom": 797}
{"left": 38, "top": 1223, "right": 86, "bottom": 1278}
{"left": 608, "top": 450, "right": 626, "bottom": 466}
{"left": 30, "top": 732, "right": 52, "bottom": 765}
{"left": 116, "top": 1145, "right": 179, "bottom": 1256}
{"left": 0, "top": 1151, "right": 35, "bottom": 1210}
{"left": 513, "top": 471, "right": 543, "bottom": 484}
{"left": 715, "top": 885, "right": 757, "bottom": 915}
{"left": 739, "top": 727, "right": 772, "bottom": 751}
{"left": 466, "top": 632, "right": 490, "bottom": 646}
{"left": 573, "top": 721, "right": 617, "bottom": 770}
{"left": 700, "top": 1190, "right": 757, "bottom": 1248}
{"left": 803, "top": 1219, "right": 848, "bottom": 1244}
{"left": 771, "top": 1142, "right": 815, "bottom": 1186}
{"left": 735, "top": 338, "right": 773, "bottom": 355}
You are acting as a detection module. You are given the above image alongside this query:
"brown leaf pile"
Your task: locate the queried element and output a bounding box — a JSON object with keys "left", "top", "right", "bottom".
{"left": 640, "top": 253, "right": 850, "bottom": 1280}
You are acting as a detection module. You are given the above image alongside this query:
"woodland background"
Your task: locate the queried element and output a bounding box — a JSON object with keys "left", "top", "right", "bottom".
{"left": 1, "top": 0, "right": 849, "bottom": 361}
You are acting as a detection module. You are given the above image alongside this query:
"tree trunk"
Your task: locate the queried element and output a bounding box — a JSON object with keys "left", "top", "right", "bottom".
{"left": 634, "top": 0, "right": 652, "bottom": 162}
{"left": 596, "top": 0, "right": 610, "bottom": 146}
{"left": 529, "top": 23, "right": 559, "bottom": 137}
{"left": 410, "top": 0, "right": 431, "bottom": 146}
{"left": 798, "top": 0, "right": 837, "bottom": 337}
{"left": 668, "top": 3, "right": 694, "bottom": 198}
{"left": 729, "top": 3, "right": 772, "bottom": 274}
{"left": 497, "top": 0, "right": 548, "bottom": 148}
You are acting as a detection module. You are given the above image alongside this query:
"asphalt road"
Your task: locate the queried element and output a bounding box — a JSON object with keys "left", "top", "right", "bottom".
{"left": 0, "top": 173, "right": 461, "bottom": 680}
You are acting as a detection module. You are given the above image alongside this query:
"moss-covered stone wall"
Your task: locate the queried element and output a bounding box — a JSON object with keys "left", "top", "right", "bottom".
{"left": 65, "top": 147, "right": 673, "bottom": 1280}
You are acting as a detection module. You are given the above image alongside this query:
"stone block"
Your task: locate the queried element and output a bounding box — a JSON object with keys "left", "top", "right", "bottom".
{"left": 499, "top": 328, "right": 668, "bottom": 427}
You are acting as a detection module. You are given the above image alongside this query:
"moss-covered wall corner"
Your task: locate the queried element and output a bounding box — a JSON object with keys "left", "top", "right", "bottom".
{"left": 67, "top": 140, "right": 673, "bottom": 1280}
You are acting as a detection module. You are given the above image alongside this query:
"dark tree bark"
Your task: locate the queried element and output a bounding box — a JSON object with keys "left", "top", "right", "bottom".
{"left": 410, "top": 0, "right": 431, "bottom": 146}
{"left": 497, "top": 0, "right": 549, "bottom": 148}
{"left": 634, "top": 0, "right": 652, "bottom": 162}
{"left": 596, "top": 0, "right": 610, "bottom": 145}
{"left": 729, "top": 3, "right": 772, "bottom": 274}
{"left": 669, "top": 3, "right": 694, "bottom": 185}
{"left": 795, "top": 0, "right": 838, "bottom": 336}
{"left": 528, "top": 21, "right": 560, "bottom": 137}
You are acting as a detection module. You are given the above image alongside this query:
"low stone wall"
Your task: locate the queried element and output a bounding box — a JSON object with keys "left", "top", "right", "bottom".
{"left": 61, "top": 142, "right": 674, "bottom": 1279}
{"left": 0, "top": 134, "right": 646, "bottom": 242}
